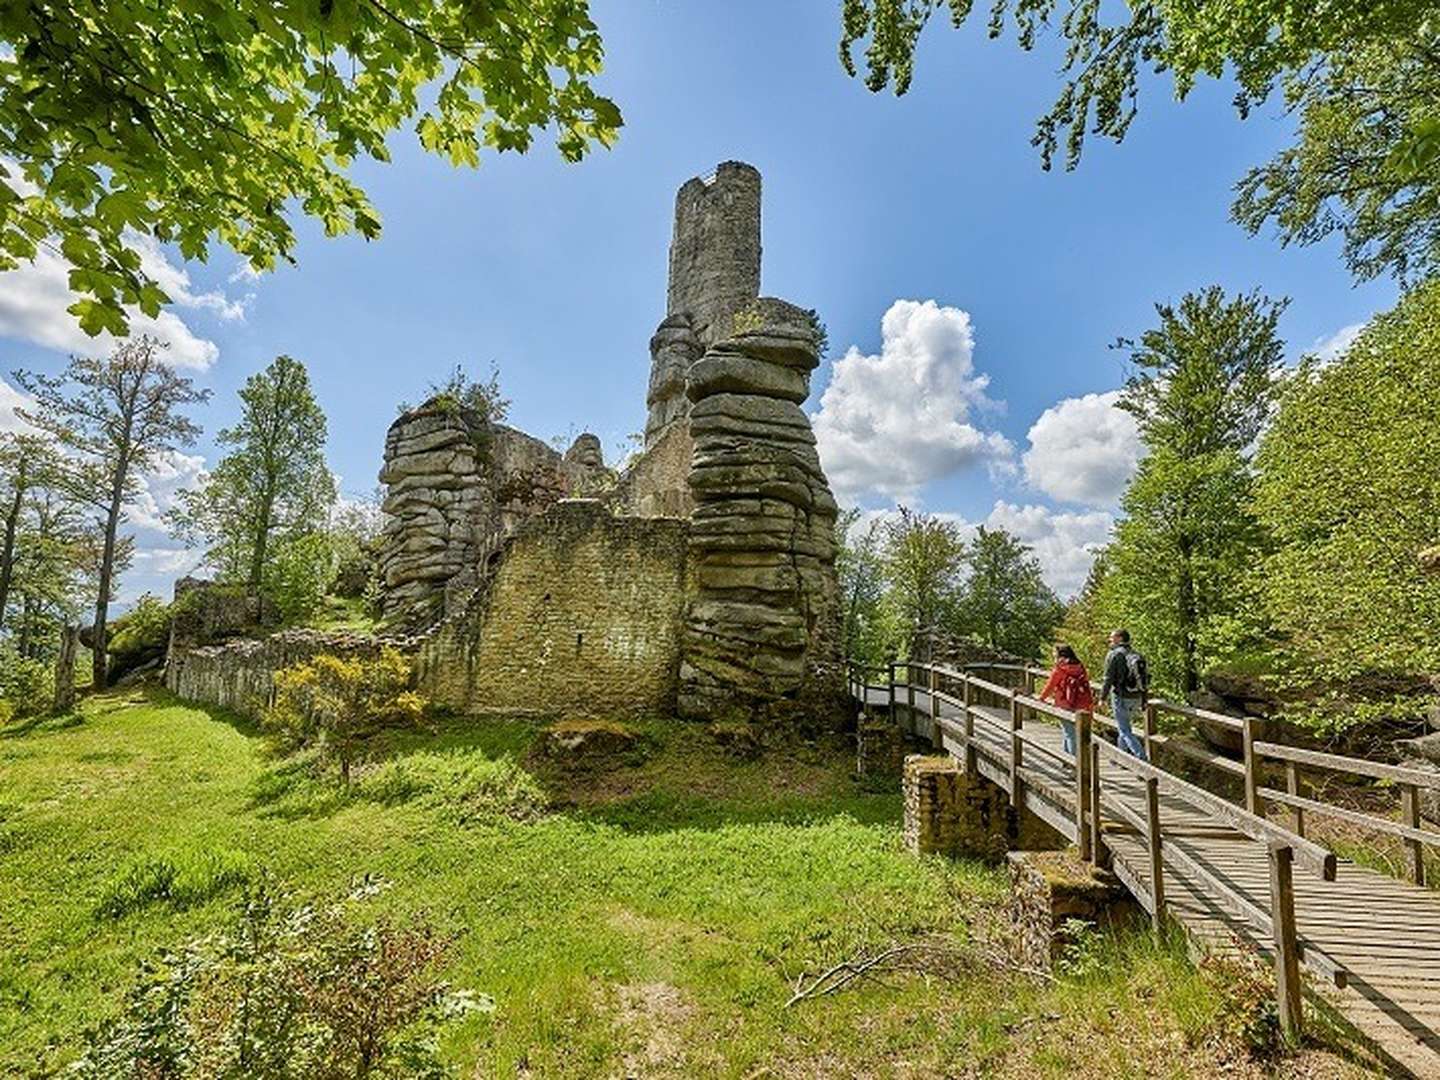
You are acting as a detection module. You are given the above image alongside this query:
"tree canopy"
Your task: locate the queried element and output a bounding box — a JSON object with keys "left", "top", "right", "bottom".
{"left": 1081, "top": 288, "right": 1283, "bottom": 697}
{"left": 0, "top": 0, "right": 621, "bottom": 337}
{"left": 955, "top": 525, "right": 1062, "bottom": 659}
{"left": 171, "top": 355, "right": 335, "bottom": 601}
{"left": 13, "top": 337, "right": 209, "bottom": 685}
{"left": 1253, "top": 279, "right": 1440, "bottom": 724}
{"left": 838, "top": 0, "right": 1440, "bottom": 280}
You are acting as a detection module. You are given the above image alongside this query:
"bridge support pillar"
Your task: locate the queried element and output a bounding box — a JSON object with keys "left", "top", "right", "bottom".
{"left": 903, "top": 755, "right": 1062, "bottom": 861}
{"left": 1008, "top": 850, "right": 1136, "bottom": 973}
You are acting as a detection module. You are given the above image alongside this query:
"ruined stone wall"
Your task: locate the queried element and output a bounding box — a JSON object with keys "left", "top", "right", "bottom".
{"left": 678, "top": 300, "right": 846, "bottom": 726}
{"left": 417, "top": 500, "right": 690, "bottom": 717}
{"left": 165, "top": 629, "right": 414, "bottom": 721}
{"left": 378, "top": 401, "right": 607, "bottom": 628}
{"left": 607, "top": 422, "right": 694, "bottom": 520}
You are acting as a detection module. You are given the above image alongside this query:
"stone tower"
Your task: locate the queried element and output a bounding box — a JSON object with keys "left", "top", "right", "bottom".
{"left": 644, "top": 162, "right": 762, "bottom": 451}
{"left": 668, "top": 161, "right": 761, "bottom": 347}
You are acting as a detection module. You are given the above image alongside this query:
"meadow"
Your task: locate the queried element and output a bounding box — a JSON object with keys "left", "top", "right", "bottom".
{"left": 0, "top": 689, "right": 1375, "bottom": 1077}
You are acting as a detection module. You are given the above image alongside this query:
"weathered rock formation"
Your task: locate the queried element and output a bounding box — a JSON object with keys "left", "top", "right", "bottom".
{"left": 678, "top": 300, "right": 845, "bottom": 724}
{"left": 378, "top": 402, "right": 607, "bottom": 627}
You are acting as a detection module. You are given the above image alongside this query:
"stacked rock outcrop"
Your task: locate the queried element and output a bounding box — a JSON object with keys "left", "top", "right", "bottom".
{"left": 379, "top": 404, "right": 492, "bottom": 628}
{"left": 378, "top": 402, "right": 610, "bottom": 628}
{"left": 678, "top": 300, "right": 845, "bottom": 725}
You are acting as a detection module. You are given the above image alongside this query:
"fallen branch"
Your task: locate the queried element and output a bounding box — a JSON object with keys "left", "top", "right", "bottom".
{"left": 783, "top": 925, "right": 1057, "bottom": 1009}
{"left": 784, "top": 944, "right": 931, "bottom": 1007}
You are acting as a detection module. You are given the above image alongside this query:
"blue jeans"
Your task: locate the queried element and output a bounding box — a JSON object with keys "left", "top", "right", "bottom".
{"left": 1112, "top": 694, "right": 1148, "bottom": 760}
{"left": 1061, "top": 720, "right": 1075, "bottom": 756}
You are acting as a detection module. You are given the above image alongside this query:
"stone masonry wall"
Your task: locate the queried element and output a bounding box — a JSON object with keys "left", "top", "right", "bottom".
{"left": 667, "top": 162, "right": 761, "bottom": 351}
{"left": 165, "top": 629, "right": 415, "bottom": 721}
{"left": 608, "top": 422, "right": 694, "bottom": 520}
{"left": 417, "top": 500, "right": 690, "bottom": 717}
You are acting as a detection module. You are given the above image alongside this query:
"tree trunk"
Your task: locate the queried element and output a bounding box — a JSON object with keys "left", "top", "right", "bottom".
{"left": 0, "top": 460, "right": 26, "bottom": 633}
{"left": 52, "top": 624, "right": 78, "bottom": 713}
{"left": 248, "top": 488, "right": 276, "bottom": 597}
{"left": 92, "top": 476, "right": 126, "bottom": 690}
{"left": 1177, "top": 547, "right": 1199, "bottom": 696}
{"left": 18, "top": 593, "right": 36, "bottom": 657}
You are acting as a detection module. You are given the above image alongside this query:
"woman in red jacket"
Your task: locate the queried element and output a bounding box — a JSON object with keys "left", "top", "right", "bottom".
{"left": 1037, "top": 644, "right": 1094, "bottom": 755}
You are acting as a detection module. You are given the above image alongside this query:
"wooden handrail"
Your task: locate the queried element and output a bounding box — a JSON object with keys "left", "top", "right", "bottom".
{"left": 1151, "top": 698, "right": 1246, "bottom": 732}
{"left": 1258, "top": 786, "right": 1440, "bottom": 848}
{"left": 1093, "top": 738, "right": 1337, "bottom": 880}
{"left": 1254, "top": 740, "right": 1440, "bottom": 789}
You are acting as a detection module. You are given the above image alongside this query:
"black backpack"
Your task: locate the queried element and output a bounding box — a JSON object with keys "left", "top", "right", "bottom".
{"left": 1123, "top": 649, "right": 1149, "bottom": 696}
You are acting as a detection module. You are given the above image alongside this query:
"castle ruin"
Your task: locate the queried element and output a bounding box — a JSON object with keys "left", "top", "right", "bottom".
{"left": 170, "top": 162, "right": 845, "bottom": 729}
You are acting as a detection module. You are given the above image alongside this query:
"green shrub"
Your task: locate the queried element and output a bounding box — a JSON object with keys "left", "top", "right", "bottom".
{"left": 0, "top": 644, "right": 51, "bottom": 720}
{"left": 361, "top": 752, "right": 549, "bottom": 823}
{"left": 266, "top": 648, "right": 426, "bottom": 785}
{"left": 94, "top": 849, "right": 253, "bottom": 919}
{"left": 1198, "top": 950, "right": 1283, "bottom": 1057}
{"left": 107, "top": 593, "right": 172, "bottom": 675}
{"left": 73, "top": 879, "right": 491, "bottom": 1078}
{"left": 266, "top": 531, "right": 337, "bottom": 625}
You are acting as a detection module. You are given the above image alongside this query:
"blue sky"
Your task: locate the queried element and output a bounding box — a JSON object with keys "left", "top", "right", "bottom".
{"left": 0, "top": 1, "right": 1398, "bottom": 604}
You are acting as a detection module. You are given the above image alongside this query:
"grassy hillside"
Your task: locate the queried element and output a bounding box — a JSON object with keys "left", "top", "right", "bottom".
{"left": 0, "top": 690, "right": 1375, "bottom": 1077}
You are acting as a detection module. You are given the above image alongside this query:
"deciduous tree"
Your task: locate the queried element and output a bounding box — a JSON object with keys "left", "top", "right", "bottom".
{"left": 1097, "top": 287, "right": 1283, "bottom": 696}
{"left": 880, "top": 506, "right": 968, "bottom": 655}
{"left": 954, "top": 525, "right": 1062, "bottom": 659}
{"left": 1254, "top": 280, "right": 1440, "bottom": 729}
{"left": 171, "top": 355, "right": 334, "bottom": 599}
{"left": 838, "top": 0, "right": 1439, "bottom": 280}
{"left": 13, "top": 337, "right": 208, "bottom": 687}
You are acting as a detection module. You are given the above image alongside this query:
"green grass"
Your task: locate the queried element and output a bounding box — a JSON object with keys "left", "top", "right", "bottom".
{"left": 0, "top": 689, "right": 1377, "bottom": 1078}
{"left": 307, "top": 593, "right": 381, "bottom": 633}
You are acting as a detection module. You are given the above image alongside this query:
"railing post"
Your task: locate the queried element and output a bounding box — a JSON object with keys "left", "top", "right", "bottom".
{"left": 1268, "top": 843, "right": 1303, "bottom": 1043}
{"left": 887, "top": 661, "right": 896, "bottom": 726}
{"left": 929, "top": 666, "right": 942, "bottom": 750}
{"left": 907, "top": 661, "right": 916, "bottom": 731}
{"left": 1403, "top": 783, "right": 1426, "bottom": 886}
{"left": 1286, "top": 761, "right": 1305, "bottom": 838}
{"left": 1143, "top": 701, "right": 1157, "bottom": 762}
{"left": 1009, "top": 687, "right": 1023, "bottom": 807}
{"left": 1090, "top": 740, "right": 1106, "bottom": 868}
{"left": 1145, "top": 776, "right": 1166, "bottom": 935}
{"left": 962, "top": 676, "right": 976, "bottom": 775}
{"left": 1076, "top": 709, "right": 1093, "bottom": 862}
{"left": 1242, "top": 716, "right": 1260, "bottom": 816}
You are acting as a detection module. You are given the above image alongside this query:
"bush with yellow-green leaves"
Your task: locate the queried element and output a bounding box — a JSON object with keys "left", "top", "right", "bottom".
{"left": 265, "top": 647, "right": 425, "bottom": 785}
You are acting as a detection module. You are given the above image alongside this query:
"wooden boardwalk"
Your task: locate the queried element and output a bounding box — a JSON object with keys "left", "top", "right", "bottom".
{"left": 859, "top": 670, "right": 1440, "bottom": 1077}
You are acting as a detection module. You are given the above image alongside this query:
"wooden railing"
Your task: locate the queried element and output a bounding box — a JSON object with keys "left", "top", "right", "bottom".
{"left": 849, "top": 658, "right": 1356, "bottom": 1040}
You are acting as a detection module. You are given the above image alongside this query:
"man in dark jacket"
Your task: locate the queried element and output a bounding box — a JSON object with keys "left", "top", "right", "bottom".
{"left": 1099, "top": 628, "right": 1148, "bottom": 759}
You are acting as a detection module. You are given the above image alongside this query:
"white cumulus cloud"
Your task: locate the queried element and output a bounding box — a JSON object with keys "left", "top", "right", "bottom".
{"left": 985, "top": 500, "right": 1114, "bottom": 600}
{"left": 0, "top": 376, "right": 37, "bottom": 434}
{"left": 125, "top": 449, "right": 208, "bottom": 531}
{"left": 1022, "top": 390, "right": 1142, "bottom": 509}
{"left": 1308, "top": 322, "right": 1366, "bottom": 365}
{"left": 814, "top": 299, "right": 1013, "bottom": 502}
{"left": 0, "top": 243, "right": 242, "bottom": 369}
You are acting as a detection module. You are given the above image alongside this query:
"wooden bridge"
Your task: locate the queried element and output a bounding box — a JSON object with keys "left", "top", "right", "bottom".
{"left": 851, "top": 660, "right": 1440, "bottom": 1077}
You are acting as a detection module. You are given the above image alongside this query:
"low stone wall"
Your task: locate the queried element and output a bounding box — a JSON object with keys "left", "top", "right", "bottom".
{"left": 165, "top": 629, "right": 414, "bottom": 721}
{"left": 417, "top": 499, "right": 691, "bottom": 718}
{"left": 1007, "top": 850, "right": 1135, "bottom": 973}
